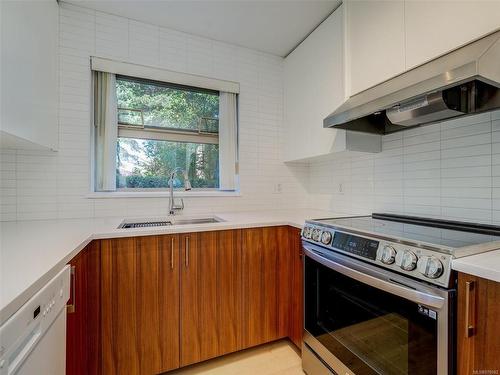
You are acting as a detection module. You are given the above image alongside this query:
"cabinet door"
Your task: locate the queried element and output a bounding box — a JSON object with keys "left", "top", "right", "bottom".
{"left": 180, "top": 232, "right": 219, "bottom": 366}
{"left": 101, "top": 235, "right": 180, "bottom": 375}
{"left": 66, "top": 241, "right": 101, "bottom": 375}
{"left": 405, "top": 1, "right": 500, "bottom": 69}
{"left": 180, "top": 230, "right": 243, "bottom": 366}
{"left": 346, "top": 0, "right": 405, "bottom": 95}
{"left": 242, "top": 226, "right": 290, "bottom": 348}
{"left": 0, "top": 0, "right": 58, "bottom": 150}
{"left": 283, "top": 5, "right": 346, "bottom": 162}
{"left": 457, "top": 273, "right": 500, "bottom": 374}
{"left": 217, "top": 230, "right": 244, "bottom": 356}
{"left": 289, "top": 227, "right": 304, "bottom": 350}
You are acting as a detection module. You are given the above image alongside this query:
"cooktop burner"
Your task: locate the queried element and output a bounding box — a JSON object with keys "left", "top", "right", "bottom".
{"left": 315, "top": 214, "right": 500, "bottom": 250}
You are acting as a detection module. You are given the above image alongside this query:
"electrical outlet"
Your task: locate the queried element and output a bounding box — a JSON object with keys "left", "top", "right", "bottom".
{"left": 338, "top": 183, "right": 343, "bottom": 193}
{"left": 274, "top": 183, "right": 283, "bottom": 193}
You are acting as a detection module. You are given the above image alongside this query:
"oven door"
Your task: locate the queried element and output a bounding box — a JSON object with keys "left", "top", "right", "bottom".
{"left": 302, "top": 242, "right": 454, "bottom": 375}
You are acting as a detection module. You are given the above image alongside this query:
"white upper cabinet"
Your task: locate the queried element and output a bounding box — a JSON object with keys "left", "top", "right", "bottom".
{"left": 1, "top": 0, "right": 59, "bottom": 151}
{"left": 405, "top": 1, "right": 500, "bottom": 69}
{"left": 283, "top": 5, "right": 347, "bottom": 162}
{"left": 346, "top": 0, "right": 405, "bottom": 96}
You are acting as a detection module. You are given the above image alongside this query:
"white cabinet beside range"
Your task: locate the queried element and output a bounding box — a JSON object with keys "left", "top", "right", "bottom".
{"left": 283, "top": 4, "right": 346, "bottom": 162}
{"left": 283, "top": 4, "right": 381, "bottom": 162}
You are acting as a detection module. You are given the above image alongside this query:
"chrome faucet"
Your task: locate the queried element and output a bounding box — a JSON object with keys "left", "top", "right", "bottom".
{"left": 168, "top": 168, "right": 192, "bottom": 215}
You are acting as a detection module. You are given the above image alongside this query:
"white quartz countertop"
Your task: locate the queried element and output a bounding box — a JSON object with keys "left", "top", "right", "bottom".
{"left": 3, "top": 208, "right": 500, "bottom": 326}
{"left": 0, "top": 209, "right": 338, "bottom": 325}
{"left": 452, "top": 250, "right": 500, "bottom": 283}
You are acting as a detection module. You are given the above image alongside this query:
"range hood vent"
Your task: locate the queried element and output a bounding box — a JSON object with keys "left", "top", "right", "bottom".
{"left": 324, "top": 30, "right": 500, "bottom": 134}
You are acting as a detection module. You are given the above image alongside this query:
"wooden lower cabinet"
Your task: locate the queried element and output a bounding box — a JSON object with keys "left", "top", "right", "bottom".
{"left": 66, "top": 240, "right": 101, "bottom": 375}
{"left": 457, "top": 272, "right": 500, "bottom": 375}
{"left": 180, "top": 230, "right": 243, "bottom": 366}
{"left": 66, "top": 226, "right": 303, "bottom": 375}
{"left": 242, "top": 226, "right": 292, "bottom": 347}
{"left": 100, "top": 235, "right": 180, "bottom": 375}
{"left": 289, "top": 227, "right": 303, "bottom": 350}
{"left": 217, "top": 230, "right": 244, "bottom": 355}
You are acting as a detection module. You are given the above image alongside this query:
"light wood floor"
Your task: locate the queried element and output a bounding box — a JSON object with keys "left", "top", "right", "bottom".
{"left": 169, "top": 340, "right": 304, "bottom": 375}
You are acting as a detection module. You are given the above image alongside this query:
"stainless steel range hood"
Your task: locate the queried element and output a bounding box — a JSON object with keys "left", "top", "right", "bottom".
{"left": 324, "top": 30, "right": 500, "bottom": 134}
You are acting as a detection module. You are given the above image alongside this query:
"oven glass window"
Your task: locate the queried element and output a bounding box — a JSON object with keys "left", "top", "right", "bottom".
{"left": 305, "top": 256, "right": 438, "bottom": 375}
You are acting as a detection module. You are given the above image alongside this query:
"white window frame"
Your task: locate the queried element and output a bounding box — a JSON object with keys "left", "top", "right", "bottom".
{"left": 90, "top": 57, "right": 240, "bottom": 196}
{"left": 116, "top": 76, "right": 220, "bottom": 147}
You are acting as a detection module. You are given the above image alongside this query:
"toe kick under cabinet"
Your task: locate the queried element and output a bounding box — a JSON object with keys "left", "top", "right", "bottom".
{"left": 66, "top": 226, "right": 303, "bottom": 375}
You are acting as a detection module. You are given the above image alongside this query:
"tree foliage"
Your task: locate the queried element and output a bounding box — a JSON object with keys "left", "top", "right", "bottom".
{"left": 115, "top": 78, "right": 220, "bottom": 189}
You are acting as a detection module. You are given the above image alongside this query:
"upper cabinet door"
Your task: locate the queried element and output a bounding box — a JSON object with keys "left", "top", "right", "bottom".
{"left": 405, "top": 1, "right": 500, "bottom": 70}
{"left": 346, "top": 0, "right": 405, "bottom": 96}
{"left": 0, "top": 0, "right": 59, "bottom": 151}
{"left": 283, "top": 5, "right": 346, "bottom": 162}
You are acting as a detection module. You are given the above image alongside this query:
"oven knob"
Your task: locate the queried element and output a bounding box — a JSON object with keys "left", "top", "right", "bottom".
{"left": 312, "top": 228, "right": 322, "bottom": 242}
{"left": 302, "top": 226, "right": 312, "bottom": 239}
{"left": 417, "top": 256, "right": 444, "bottom": 279}
{"left": 321, "top": 231, "right": 332, "bottom": 245}
{"left": 378, "top": 245, "right": 396, "bottom": 264}
{"left": 395, "top": 250, "right": 417, "bottom": 271}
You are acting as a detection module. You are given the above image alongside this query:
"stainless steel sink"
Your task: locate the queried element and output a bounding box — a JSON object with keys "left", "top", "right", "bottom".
{"left": 173, "top": 217, "right": 222, "bottom": 225}
{"left": 119, "top": 220, "right": 172, "bottom": 229}
{"left": 118, "top": 216, "right": 223, "bottom": 229}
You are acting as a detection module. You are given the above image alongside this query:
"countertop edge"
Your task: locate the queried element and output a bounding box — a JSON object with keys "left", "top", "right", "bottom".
{"left": 0, "top": 216, "right": 305, "bottom": 325}
{"left": 0, "top": 237, "right": 93, "bottom": 325}
{"left": 451, "top": 250, "right": 500, "bottom": 283}
{"left": 5, "top": 212, "right": 499, "bottom": 326}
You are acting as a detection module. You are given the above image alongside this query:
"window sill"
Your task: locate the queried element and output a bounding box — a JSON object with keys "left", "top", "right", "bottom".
{"left": 86, "top": 190, "right": 242, "bottom": 199}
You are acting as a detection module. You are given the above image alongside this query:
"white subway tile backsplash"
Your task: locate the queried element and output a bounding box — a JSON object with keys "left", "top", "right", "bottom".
{"left": 3, "top": 3, "right": 500, "bottom": 225}
{"left": 307, "top": 112, "right": 500, "bottom": 223}
{"left": 441, "top": 143, "right": 491, "bottom": 158}
{"left": 0, "top": 2, "right": 309, "bottom": 221}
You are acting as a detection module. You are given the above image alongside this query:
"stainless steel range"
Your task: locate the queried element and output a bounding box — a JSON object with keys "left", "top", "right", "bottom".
{"left": 301, "top": 213, "right": 500, "bottom": 375}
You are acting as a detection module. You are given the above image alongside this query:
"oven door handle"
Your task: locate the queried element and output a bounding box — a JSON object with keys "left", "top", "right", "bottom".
{"left": 303, "top": 245, "right": 445, "bottom": 309}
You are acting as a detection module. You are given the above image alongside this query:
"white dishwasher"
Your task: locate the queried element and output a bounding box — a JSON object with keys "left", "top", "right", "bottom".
{"left": 0, "top": 266, "right": 70, "bottom": 375}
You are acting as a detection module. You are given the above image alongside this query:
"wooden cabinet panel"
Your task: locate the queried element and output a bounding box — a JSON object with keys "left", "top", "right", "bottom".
{"left": 69, "top": 227, "right": 298, "bottom": 374}
{"left": 180, "top": 232, "right": 219, "bottom": 366}
{"left": 277, "top": 227, "right": 292, "bottom": 339}
{"left": 457, "top": 272, "right": 500, "bottom": 375}
{"left": 289, "top": 227, "right": 303, "bottom": 350}
{"left": 180, "top": 230, "right": 243, "bottom": 366}
{"left": 66, "top": 241, "right": 101, "bottom": 375}
{"left": 158, "top": 235, "right": 180, "bottom": 372}
{"left": 101, "top": 235, "right": 180, "bottom": 375}
{"left": 101, "top": 237, "right": 138, "bottom": 375}
{"left": 217, "top": 230, "right": 243, "bottom": 355}
{"left": 242, "top": 226, "right": 291, "bottom": 348}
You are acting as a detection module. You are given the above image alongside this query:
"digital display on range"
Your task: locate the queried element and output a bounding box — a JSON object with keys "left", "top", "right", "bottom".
{"left": 332, "top": 232, "right": 379, "bottom": 260}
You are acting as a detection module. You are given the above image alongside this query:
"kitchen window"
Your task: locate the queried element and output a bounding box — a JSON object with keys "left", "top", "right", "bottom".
{"left": 92, "top": 60, "right": 239, "bottom": 193}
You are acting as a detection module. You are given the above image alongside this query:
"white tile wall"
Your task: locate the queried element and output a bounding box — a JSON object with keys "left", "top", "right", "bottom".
{"left": 2, "top": 2, "right": 500, "bottom": 225}
{"left": 307, "top": 110, "right": 500, "bottom": 224}
{"left": 0, "top": 3, "right": 308, "bottom": 221}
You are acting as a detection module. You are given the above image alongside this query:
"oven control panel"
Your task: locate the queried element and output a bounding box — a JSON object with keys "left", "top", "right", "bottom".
{"left": 302, "top": 224, "right": 453, "bottom": 287}
{"left": 331, "top": 232, "right": 379, "bottom": 260}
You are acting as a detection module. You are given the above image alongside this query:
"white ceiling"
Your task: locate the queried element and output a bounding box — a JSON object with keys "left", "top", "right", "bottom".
{"left": 63, "top": 0, "right": 341, "bottom": 56}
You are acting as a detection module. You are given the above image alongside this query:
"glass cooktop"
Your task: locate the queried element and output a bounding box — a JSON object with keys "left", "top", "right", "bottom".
{"left": 312, "top": 215, "right": 500, "bottom": 249}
